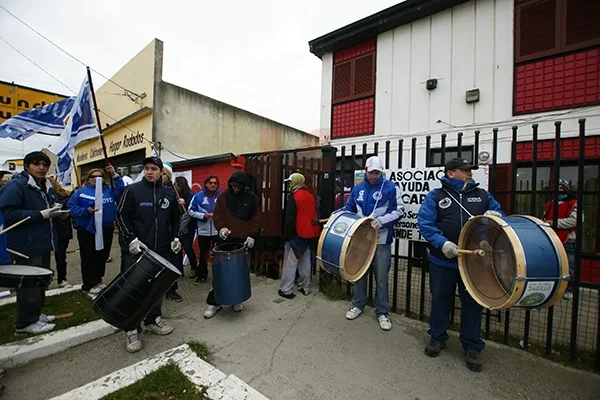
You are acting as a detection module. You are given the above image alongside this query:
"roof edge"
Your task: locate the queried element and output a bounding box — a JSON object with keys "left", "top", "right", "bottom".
{"left": 308, "top": 0, "right": 469, "bottom": 58}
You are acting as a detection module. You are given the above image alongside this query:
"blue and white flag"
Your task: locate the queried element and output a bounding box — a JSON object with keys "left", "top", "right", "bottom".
{"left": 55, "top": 75, "right": 100, "bottom": 186}
{"left": 0, "top": 97, "right": 76, "bottom": 140}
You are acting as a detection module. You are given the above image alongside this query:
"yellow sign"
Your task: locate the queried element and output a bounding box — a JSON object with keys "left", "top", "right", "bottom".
{"left": 0, "top": 81, "right": 68, "bottom": 124}
{"left": 75, "top": 130, "right": 148, "bottom": 165}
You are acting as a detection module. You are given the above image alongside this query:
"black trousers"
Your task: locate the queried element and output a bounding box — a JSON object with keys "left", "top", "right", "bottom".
{"left": 121, "top": 250, "right": 165, "bottom": 329}
{"left": 206, "top": 237, "right": 245, "bottom": 306}
{"left": 54, "top": 237, "right": 70, "bottom": 283}
{"left": 77, "top": 226, "right": 113, "bottom": 291}
{"left": 197, "top": 235, "right": 218, "bottom": 280}
{"left": 14, "top": 253, "right": 51, "bottom": 329}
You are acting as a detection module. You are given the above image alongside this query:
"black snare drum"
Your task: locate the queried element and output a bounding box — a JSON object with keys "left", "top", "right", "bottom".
{"left": 0, "top": 265, "right": 53, "bottom": 288}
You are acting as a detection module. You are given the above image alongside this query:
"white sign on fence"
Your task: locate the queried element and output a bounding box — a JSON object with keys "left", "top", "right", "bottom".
{"left": 382, "top": 166, "right": 489, "bottom": 241}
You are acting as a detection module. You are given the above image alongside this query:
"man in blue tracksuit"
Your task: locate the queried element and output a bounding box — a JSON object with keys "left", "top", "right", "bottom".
{"left": 418, "top": 158, "right": 504, "bottom": 373}
{"left": 339, "top": 156, "right": 404, "bottom": 331}
{"left": 0, "top": 151, "right": 65, "bottom": 335}
{"left": 188, "top": 176, "right": 222, "bottom": 284}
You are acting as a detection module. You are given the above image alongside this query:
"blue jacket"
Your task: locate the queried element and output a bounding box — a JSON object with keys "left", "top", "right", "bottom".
{"left": 0, "top": 211, "right": 12, "bottom": 264}
{"left": 340, "top": 174, "right": 404, "bottom": 245}
{"left": 0, "top": 172, "right": 58, "bottom": 257}
{"left": 68, "top": 176, "right": 124, "bottom": 233}
{"left": 417, "top": 176, "right": 504, "bottom": 269}
{"left": 188, "top": 186, "right": 222, "bottom": 237}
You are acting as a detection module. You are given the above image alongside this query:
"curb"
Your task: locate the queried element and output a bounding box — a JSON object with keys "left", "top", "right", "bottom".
{"left": 49, "top": 344, "right": 269, "bottom": 400}
{"left": 0, "top": 319, "right": 118, "bottom": 369}
{"left": 0, "top": 284, "right": 83, "bottom": 307}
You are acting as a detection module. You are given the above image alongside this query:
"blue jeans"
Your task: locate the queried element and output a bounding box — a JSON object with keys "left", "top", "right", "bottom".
{"left": 428, "top": 263, "right": 485, "bottom": 354}
{"left": 352, "top": 244, "right": 391, "bottom": 316}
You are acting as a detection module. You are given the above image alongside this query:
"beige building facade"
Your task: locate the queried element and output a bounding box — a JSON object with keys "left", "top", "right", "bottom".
{"left": 74, "top": 39, "right": 316, "bottom": 182}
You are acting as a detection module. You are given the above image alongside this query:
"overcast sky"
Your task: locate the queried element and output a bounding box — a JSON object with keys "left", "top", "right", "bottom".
{"left": 0, "top": 0, "right": 401, "bottom": 163}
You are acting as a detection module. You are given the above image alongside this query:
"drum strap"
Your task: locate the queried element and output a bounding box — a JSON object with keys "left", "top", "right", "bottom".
{"left": 368, "top": 180, "right": 386, "bottom": 218}
{"left": 443, "top": 189, "right": 475, "bottom": 218}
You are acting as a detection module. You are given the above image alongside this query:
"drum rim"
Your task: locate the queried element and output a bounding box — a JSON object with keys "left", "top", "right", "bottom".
{"left": 339, "top": 217, "right": 378, "bottom": 282}
{"left": 458, "top": 215, "right": 527, "bottom": 310}
{"left": 137, "top": 249, "right": 182, "bottom": 276}
{"left": 212, "top": 242, "right": 248, "bottom": 254}
{"left": 517, "top": 215, "right": 570, "bottom": 308}
{"left": 0, "top": 265, "right": 54, "bottom": 277}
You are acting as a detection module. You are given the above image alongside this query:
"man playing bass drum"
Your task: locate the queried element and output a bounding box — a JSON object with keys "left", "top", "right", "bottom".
{"left": 116, "top": 156, "right": 182, "bottom": 353}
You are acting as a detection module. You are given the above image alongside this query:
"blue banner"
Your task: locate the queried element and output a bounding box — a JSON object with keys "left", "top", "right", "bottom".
{"left": 0, "top": 97, "right": 76, "bottom": 140}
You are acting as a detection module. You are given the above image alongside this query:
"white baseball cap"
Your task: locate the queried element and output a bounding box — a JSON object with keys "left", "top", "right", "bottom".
{"left": 365, "top": 156, "right": 383, "bottom": 172}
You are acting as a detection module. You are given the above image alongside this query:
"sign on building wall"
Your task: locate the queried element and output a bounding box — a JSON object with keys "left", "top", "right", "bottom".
{"left": 0, "top": 81, "right": 67, "bottom": 124}
{"left": 75, "top": 130, "right": 148, "bottom": 165}
{"left": 383, "top": 167, "right": 489, "bottom": 241}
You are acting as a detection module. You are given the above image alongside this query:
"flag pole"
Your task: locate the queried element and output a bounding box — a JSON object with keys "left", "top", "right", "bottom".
{"left": 86, "top": 66, "right": 113, "bottom": 188}
{"left": 72, "top": 158, "right": 81, "bottom": 188}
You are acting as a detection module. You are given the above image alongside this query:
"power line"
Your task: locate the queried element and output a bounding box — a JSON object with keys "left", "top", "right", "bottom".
{"left": 0, "top": 35, "right": 77, "bottom": 96}
{"left": 0, "top": 4, "right": 145, "bottom": 101}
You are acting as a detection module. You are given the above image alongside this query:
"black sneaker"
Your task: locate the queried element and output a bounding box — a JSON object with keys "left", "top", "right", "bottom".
{"left": 278, "top": 289, "right": 296, "bottom": 299}
{"left": 165, "top": 290, "right": 183, "bottom": 302}
{"left": 424, "top": 340, "right": 446, "bottom": 357}
{"left": 194, "top": 276, "right": 207, "bottom": 285}
{"left": 465, "top": 352, "right": 483, "bottom": 372}
{"left": 298, "top": 288, "right": 310, "bottom": 296}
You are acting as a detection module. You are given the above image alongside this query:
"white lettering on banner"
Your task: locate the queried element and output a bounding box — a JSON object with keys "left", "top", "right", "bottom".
{"left": 382, "top": 167, "right": 489, "bottom": 241}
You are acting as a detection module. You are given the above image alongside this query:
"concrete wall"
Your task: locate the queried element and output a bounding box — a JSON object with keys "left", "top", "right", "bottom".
{"left": 154, "top": 82, "right": 318, "bottom": 157}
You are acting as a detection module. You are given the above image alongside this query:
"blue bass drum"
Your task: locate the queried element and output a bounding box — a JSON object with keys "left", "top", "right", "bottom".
{"left": 458, "top": 215, "right": 569, "bottom": 310}
{"left": 317, "top": 211, "right": 378, "bottom": 283}
{"left": 212, "top": 242, "right": 252, "bottom": 305}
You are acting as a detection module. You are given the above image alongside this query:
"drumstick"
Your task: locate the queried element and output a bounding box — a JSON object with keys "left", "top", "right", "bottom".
{"left": 318, "top": 219, "right": 329, "bottom": 224}
{"left": 54, "top": 312, "right": 74, "bottom": 320}
{"left": 0, "top": 216, "right": 31, "bottom": 236}
{"left": 458, "top": 249, "right": 485, "bottom": 257}
{"left": 7, "top": 248, "right": 28, "bottom": 259}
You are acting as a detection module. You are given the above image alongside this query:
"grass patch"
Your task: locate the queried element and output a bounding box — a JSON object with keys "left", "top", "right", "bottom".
{"left": 101, "top": 363, "right": 204, "bottom": 400}
{"left": 318, "top": 273, "right": 353, "bottom": 301}
{"left": 0, "top": 290, "right": 99, "bottom": 345}
{"left": 187, "top": 340, "right": 214, "bottom": 364}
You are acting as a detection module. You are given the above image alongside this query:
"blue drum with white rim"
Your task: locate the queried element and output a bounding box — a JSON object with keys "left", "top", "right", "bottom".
{"left": 317, "top": 211, "right": 378, "bottom": 283}
{"left": 458, "top": 215, "right": 569, "bottom": 310}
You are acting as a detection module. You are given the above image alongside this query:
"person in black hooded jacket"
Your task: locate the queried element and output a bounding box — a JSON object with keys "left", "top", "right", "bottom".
{"left": 115, "top": 156, "right": 182, "bottom": 353}
{"left": 203, "top": 169, "right": 259, "bottom": 319}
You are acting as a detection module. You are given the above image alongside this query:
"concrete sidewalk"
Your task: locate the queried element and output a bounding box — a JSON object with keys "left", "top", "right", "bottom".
{"left": 1, "top": 273, "right": 598, "bottom": 400}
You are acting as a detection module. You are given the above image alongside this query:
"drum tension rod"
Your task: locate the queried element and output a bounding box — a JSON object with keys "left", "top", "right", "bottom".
{"left": 316, "top": 256, "right": 345, "bottom": 270}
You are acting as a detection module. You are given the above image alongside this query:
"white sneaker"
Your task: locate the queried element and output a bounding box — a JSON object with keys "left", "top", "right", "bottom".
{"left": 378, "top": 315, "right": 392, "bottom": 331}
{"left": 125, "top": 330, "right": 142, "bottom": 353}
{"left": 346, "top": 307, "right": 363, "bottom": 320}
{"left": 39, "top": 313, "right": 56, "bottom": 323}
{"left": 15, "top": 321, "right": 55, "bottom": 335}
{"left": 57, "top": 281, "right": 72, "bottom": 288}
{"left": 89, "top": 284, "right": 103, "bottom": 294}
{"left": 233, "top": 304, "right": 244, "bottom": 312}
{"left": 204, "top": 305, "right": 222, "bottom": 319}
{"left": 144, "top": 317, "right": 173, "bottom": 335}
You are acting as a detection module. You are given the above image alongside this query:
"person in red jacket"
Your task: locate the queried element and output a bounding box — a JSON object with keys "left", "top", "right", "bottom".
{"left": 279, "top": 173, "right": 321, "bottom": 298}
{"left": 544, "top": 179, "right": 580, "bottom": 300}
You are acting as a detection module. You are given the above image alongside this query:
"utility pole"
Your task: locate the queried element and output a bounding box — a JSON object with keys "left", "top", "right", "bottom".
{"left": 156, "top": 141, "right": 163, "bottom": 158}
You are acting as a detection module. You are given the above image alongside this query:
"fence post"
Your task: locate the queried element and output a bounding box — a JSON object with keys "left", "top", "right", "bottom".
{"left": 319, "top": 146, "right": 337, "bottom": 219}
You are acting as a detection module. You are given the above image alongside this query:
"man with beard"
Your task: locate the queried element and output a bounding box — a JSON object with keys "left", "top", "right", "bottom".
{"left": 203, "top": 169, "right": 259, "bottom": 318}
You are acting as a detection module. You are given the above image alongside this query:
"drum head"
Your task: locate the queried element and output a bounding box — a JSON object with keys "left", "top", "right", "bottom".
{"left": 142, "top": 249, "right": 181, "bottom": 275}
{"left": 0, "top": 265, "right": 53, "bottom": 277}
{"left": 342, "top": 219, "right": 377, "bottom": 282}
{"left": 458, "top": 217, "right": 517, "bottom": 309}
{"left": 213, "top": 243, "right": 246, "bottom": 254}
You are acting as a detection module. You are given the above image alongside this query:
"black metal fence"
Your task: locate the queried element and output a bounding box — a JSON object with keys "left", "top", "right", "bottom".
{"left": 329, "top": 119, "right": 600, "bottom": 371}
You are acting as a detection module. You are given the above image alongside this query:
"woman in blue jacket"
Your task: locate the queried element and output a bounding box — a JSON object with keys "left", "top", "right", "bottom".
{"left": 188, "top": 175, "right": 222, "bottom": 284}
{"left": 68, "top": 166, "right": 124, "bottom": 293}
